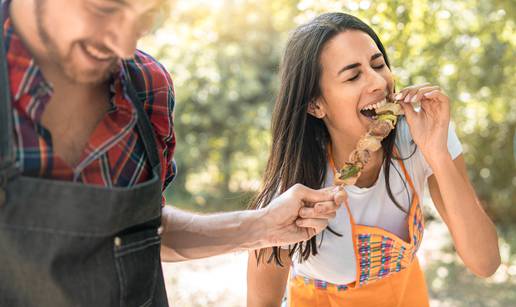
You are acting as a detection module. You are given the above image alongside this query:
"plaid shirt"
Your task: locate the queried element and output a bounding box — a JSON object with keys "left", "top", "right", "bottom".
{"left": 2, "top": 1, "right": 176, "bottom": 192}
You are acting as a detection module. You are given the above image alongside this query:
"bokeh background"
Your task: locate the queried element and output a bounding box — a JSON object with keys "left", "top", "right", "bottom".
{"left": 139, "top": 0, "right": 515, "bottom": 306}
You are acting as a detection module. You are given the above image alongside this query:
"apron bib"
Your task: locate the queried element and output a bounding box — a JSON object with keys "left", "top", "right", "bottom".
{"left": 288, "top": 152, "right": 430, "bottom": 307}
{"left": 0, "top": 8, "right": 169, "bottom": 306}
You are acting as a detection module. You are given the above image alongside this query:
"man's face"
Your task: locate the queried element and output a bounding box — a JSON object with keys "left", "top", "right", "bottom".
{"left": 35, "top": 0, "right": 162, "bottom": 84}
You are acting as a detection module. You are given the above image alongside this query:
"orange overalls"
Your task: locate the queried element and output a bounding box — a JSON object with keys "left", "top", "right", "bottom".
{"left": 288, "top": 156, "right": 430, "bottom": 307}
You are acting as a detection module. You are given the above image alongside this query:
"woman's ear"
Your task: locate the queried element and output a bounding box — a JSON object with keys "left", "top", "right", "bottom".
{"left": 307, "top": 98, "right": 326, "bottom": 119}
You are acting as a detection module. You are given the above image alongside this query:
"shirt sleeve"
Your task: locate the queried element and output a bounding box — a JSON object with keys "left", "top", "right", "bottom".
{"left": 156, "top": 70, "right": 177, "bottom": 192}
{"left": 130, "top": 50, "right": 177, "bottom": 193}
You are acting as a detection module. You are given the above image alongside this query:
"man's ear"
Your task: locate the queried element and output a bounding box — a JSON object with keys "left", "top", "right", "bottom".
{"left": 307, "top": 98, "right": 326, "bottom": 119}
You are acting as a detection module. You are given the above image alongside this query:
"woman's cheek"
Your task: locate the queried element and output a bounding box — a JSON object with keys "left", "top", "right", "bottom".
{"left": 383, "top": 71, "right": 395, "bottom": 91}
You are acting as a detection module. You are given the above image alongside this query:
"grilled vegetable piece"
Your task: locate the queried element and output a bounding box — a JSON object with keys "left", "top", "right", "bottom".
{"left": 378, "top": 113, "right": 398, "bottom": 127}
{"left": 335, "top": 162, "right": 362, "bottom": 185}
{"left": 375, "top": 102, "right": 404, "bottom": 116}
{"left": 339, "top": 162, "right": 362, "bottom": 179}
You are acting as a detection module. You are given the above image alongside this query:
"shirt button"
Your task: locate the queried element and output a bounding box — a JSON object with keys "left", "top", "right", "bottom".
{"left": 114, "top": 236, "right": 122, "bottom": 247}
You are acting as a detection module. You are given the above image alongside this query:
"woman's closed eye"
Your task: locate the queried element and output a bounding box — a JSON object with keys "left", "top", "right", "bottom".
{"left": 346, "top": 64, "right": 386, "bottom": 82}
{"left": 347, "top": 74, "right": 361, "bottom": 81}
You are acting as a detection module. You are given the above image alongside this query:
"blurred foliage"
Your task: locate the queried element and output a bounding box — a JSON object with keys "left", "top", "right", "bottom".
{"left": 140, "top": 0, "right": 515, "bottom": 221}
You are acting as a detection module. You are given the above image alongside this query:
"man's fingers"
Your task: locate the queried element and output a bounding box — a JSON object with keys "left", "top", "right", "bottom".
{"left": 299, "top": 203, "right": 337, "bottom": 219}
{"left": 290, "top": 184, "right": 334, "bottom": 204}
{"left": 332, "top": 186, "right": 348, "bottom": 207}
{"left": 314, "top": 201, "right": 339, "bottom": 215}
{"left": 296, "top": 218, "right": 328, "bottom": 236}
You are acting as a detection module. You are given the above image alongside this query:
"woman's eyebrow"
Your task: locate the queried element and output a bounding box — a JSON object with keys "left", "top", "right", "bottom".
{"left": 337, "top": 52, "right": 384, "bottom": 76}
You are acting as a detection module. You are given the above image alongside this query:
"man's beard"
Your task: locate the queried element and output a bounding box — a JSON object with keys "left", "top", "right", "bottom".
{"left": 34, "top": 0, "right": 119, "bottom": 85}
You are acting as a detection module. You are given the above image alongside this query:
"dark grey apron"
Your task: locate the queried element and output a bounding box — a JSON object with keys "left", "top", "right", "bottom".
{"left": 0, "top": 7, "right": 169, "bottom": 306}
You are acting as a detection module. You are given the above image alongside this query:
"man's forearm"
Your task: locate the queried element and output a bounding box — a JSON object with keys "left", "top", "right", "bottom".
{"left": 159, "top": 206, "right": 270, "bottom": 262}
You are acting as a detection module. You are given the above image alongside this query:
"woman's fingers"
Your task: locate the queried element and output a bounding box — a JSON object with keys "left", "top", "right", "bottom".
{"left": 393, "top": 83, "right": 431, "bottom": 102}
{"left": 422, "top": 89, "right": 448, "bottom": 102}
{"left": 408, "top": 86, "right": 440, "bottom": 104}
{"left": 399, "top": 97, "right": 418, "bottom": 120}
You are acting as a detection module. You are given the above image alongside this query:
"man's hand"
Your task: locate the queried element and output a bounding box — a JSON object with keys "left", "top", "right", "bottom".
{"left": 159, "top": 184, "right": 347, "bottom": 261}
{"left": 260, "top": 184, "right": 347, "bottom": 247}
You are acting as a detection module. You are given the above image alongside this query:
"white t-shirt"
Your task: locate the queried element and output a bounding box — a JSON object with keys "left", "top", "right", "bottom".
{"left": 291, "top": 118, "right": 463, "bottom": 285}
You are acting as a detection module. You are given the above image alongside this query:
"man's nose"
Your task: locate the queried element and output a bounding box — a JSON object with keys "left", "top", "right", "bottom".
{"left": 103, "top": 22, "right": 139, "bottom": 59}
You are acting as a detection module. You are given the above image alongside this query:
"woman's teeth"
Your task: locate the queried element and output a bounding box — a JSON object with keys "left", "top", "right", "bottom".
{"left": 362, "top": 99, "right": 387, "bottom": 111}
{"left": 359, "top": 99, "right": 386, "bottom": 120}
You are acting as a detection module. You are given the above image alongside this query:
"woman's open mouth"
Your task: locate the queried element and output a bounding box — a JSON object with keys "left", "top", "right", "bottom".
{"left": 359, "top": 99, "right": 387, "bottom": 120}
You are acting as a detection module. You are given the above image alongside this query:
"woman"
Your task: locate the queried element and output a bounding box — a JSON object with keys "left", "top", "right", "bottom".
{"left": 247, "top": 12, "right": 500, "bottom": 307}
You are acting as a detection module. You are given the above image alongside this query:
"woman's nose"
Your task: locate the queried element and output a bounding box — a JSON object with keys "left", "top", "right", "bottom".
{"left": 366, "top": 70, "right": 387, "bottom": 94}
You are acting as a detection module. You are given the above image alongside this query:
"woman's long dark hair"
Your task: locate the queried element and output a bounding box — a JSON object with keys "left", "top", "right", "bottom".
{"left": 249, "top": 12, "right": 415, "bottom": 265}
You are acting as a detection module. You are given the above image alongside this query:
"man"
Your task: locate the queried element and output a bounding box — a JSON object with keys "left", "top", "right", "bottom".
{"left": 0, "top": 0, "right": 346, "bottom": 306}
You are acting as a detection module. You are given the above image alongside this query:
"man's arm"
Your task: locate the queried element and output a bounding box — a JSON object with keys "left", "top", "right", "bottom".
{"left": 160, "top": 206, "right": 269, "bottom": 261}
{"left": 160, "top": 184, "right": 347, "bottom": 262}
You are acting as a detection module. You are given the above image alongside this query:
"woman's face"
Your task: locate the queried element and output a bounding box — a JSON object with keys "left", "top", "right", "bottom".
{"left": 312, "top": 30, "right": 394, "bottom": 144}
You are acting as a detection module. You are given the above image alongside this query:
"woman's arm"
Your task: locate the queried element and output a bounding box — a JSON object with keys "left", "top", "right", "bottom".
{"left": 394, "top": 84, "right": 500, "bottom": 278}
{"left": 427, "top": 154, "right": 500, "bottom": 277}
{"left": 247, "top": 248, "right": 292, "bottom": 307}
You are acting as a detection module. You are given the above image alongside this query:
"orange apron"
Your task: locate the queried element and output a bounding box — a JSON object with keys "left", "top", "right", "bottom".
{"left": 288, "top": 153, "right": 430, "bottom": 307}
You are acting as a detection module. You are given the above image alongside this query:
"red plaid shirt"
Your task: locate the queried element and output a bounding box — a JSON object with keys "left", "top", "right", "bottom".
{"left": 2, "top": 1, "right": 176, "bottom": 192}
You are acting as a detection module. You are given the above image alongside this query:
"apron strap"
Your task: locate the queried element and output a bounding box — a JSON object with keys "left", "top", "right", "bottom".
{"left": 393, "top": 145, "right": 417, "bottom": 196}
{"left": 0, "top": 5, "right": 18, "bottom": 185}
{"left": 123, "top": 63, "right": 162, "bottom": 179}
